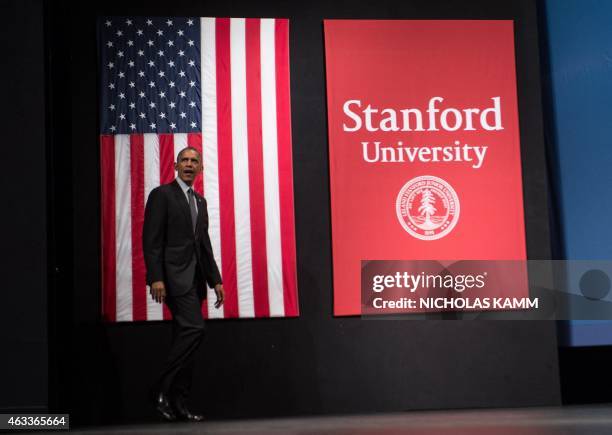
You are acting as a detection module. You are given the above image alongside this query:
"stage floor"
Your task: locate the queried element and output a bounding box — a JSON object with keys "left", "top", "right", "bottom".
{"left": 42, "top": 404, "right": 612, "bottom": 434}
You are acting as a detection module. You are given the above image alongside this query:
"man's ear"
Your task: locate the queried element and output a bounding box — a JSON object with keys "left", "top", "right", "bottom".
{"left": 174, "top": 162, "right": 179, "bottom": 171}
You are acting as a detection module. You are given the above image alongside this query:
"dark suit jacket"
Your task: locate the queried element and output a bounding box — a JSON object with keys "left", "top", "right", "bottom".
{"left": 143, "top": 180, "right": 222, "bottom": 299}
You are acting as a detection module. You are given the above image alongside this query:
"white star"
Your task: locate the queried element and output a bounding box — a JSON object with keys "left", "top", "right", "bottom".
{"left": 147, "top": 40, "right": 154, "bottom": 47}
{"left": 169, "top": 101, "right": 176, "bottom": 108}
{"left": 105, "top": 20, "right": 112, "bottom": 27}
{"left": 138, "top": 70, "right": 145, "bottom": 77}
{"left": 188, "top": 59, "right": 195, "bottom": 67}
{"left": 126, "top": 19, "right": 133, "bottom": 26}
{"left": 117, "top": 51, "right": 124, "bottom": 58}
{"left": 190, "top": 121, "right": 197, "bottom": 128}
{"left": 108, "top": 83, "right": 115, "bottom": 89}
{"left": 128, "top": 60, "right": 135, "bottom": 67}
{"left": 178, "top": 50, "right": 185, "bottom": 57}
{"left": 139, "top": 91, "right": 146, "bottom": 98}
{"left": 116, "top": 30, "right": 123, "bottom": 37}
{"left": 170, "top": 122, "right": 177, "bottom": 129}
{"left": 189, "top": 101, "right": 196, "bottom": 108}
{"left": 159, "top": 91, "right": 166, "bottom": 98}
{"left": 179, "top": 111, "right": 186, "bottom": 119}
{"left": 178, "top": 70, "right": 185, "bottom": 77}
{"left": 108, "top": 62, "right": 114, "bottom": 69}
{"left": 119, "top": 113, "right": 126, "bottom": 120}
{"left": 148, "top": 60, "right": 155, "bottom": 67}
{"left": 157, "top": 50, "right": 164, "bottom": 57}
{"left": 187, "top": 40, "right": 194, "bottom": 46}
{"left": 158, "top": 71, "right": 165, "bottom": 77}
{"left": 167, "top": 40, "right": 174, "bottom": 47}
{"left": 127, "top": 40, "right": 134, "bottom": 47}
{"left": 159, "top": 112, "right": 166, "bottom": 119}
{"left": 149, "top": 101, "right": 156, "bottom": 108}
{"left": 118, "top": 92, "right": 125, "bottom": 99}
{"left": 139, "top": 112, "right": 146, "bottom": 119}
{"left": 108, "top": 104, "right": 115, "bottom": 110}
{"left": 179, "top": 91, "right": 186, "bottom": 98}
{"left": 166, "top": 19, "right": 173, "bottom": 26}
{"left": 106, "top": 41, "right": 113, "bottom": 48}
{"left": 187, "top": 19, "right": 194, "bottom": 26}
{"left": 167, "top": 61, "right": 175, "bottom": 67}
{"left": 149, "top": 81, "right": 155, "bottom": 88}
{"left": 169, "top": 81, "right": 176, "bottom": 88}
{"left": 136, "top": 29, "right": 143, "bottom": 36}
{"left": 129, "top": 102, "right": 136, "bottom": 109}
{"left": 129, "top": 81, "right": 135, "bottom": 88}
{"left": 146, "top": 19, "right": 153, "bottom": 26}
{"left": 189, "top": 80, "right": 195, "bottom": 87}
{"left": 118, "top": 71, "right": 125, "bottom": 78}
{"left": 157, "top": 29, "right": 164, "bottom": 36}
{"left": 137, "top": 50, "right": 144, "bottom": 57}
{"left": 177, "top": 30, "right": 184, "bottom": 36}
{"left": 150, "top": 122, "right": 156, "bottom": 129}
{"left": 110, "top": 125, "right": 116, "bottom": 131}
{"left": 130, "top": 123, "right": 136, "bottom": 130}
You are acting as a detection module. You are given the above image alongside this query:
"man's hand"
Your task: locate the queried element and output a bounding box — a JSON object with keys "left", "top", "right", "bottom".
{"left": 214, "top": 284, "right": 225, "bottom": 309}
{"left": 150, "top": 281, "right": 167, "bottom": 304}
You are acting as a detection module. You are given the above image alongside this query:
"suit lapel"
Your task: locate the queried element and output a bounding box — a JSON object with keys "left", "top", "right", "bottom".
{"left": 195, "top": 193, "right": 204, "bottom": 234}
{"left": 170, "top": 180, "right": 192, "bottom": 229}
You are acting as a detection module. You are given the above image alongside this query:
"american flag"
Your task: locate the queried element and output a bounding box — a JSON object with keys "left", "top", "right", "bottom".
{"left": 99, "top": 16, "right": 299, "bottom": 321}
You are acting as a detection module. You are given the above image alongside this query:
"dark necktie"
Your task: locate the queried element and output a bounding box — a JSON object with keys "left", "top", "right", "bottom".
{"left": 187, "top": 188, "right": 197, "bottom": 233}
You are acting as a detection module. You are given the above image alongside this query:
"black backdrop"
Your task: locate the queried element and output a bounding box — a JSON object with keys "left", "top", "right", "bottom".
{"left": 44, "top": 0, "right": 562, "bottom": 425}
{"left": 0, "top": 0, "right": 48, "bottom": 413}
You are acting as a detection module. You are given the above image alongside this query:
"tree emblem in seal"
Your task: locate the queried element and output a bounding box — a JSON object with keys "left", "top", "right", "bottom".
{"left": 396, "top": 175, "right": 460, "bottom": 241}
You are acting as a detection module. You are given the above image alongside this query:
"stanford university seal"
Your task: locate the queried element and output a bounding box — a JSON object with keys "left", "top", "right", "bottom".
{"left": 395, "top": 175, "right": 460, "bottom": 241}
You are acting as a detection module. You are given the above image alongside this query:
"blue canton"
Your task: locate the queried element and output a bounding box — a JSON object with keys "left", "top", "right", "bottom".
{"left": 99, "top": 16, "right": 201, "bottom": 134}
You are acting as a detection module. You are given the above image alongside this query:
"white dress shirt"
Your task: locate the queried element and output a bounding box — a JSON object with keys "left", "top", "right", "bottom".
{"left": 175, "top": 177, "right": 198, "bottom": 213}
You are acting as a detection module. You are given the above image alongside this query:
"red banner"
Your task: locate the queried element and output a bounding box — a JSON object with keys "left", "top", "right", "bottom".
{"left": 324, "top": 20, "right": 527, "bottom": 316}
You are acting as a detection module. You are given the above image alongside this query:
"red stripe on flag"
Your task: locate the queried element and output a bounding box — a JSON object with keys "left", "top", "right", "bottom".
{"left": 275, "top": 19, "right": 299, "bottom": 316}
{"left": 101, "top": 135, "right": 117, "bottom": 321}
{"left": 188, "top": 133, "right": 204, "bottom": 196}
{"left": 159, "top": 133, "right": 174, "bottom": 320}
{"left": 159, "top": 134, "right": 175, "bottom": 184}
{"left": 188, "top": 133, "right": 208, "bottom": 319}
{"left": 130, "top": 135, "right": 147, "bottom": 321}
{"left": 246, "top": 18, "right": 270, "bottom": 317}
{"left": 216, "top": 18, "right": 239, "bottom": 318}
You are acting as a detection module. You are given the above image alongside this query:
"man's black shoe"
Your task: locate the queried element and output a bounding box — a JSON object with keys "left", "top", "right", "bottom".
{"left": 154, "top": 392, "right": 177, "bottom": 422}
{"left": 172, "top": 398, "right": 204, "bottom": 422}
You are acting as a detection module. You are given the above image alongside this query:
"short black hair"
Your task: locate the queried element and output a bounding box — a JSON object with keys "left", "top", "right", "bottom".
{"left": 176, "top": 146, "right": 201, "bottom": 163}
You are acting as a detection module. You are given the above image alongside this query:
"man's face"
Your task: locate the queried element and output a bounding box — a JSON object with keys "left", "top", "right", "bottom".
{"left": 175, "top": 149, "right": 202, "bottom": 186}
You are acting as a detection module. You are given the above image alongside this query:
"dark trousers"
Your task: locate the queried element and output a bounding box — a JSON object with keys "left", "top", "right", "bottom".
{"left": 156, "top": 283, "right": 206, "bottom": 401}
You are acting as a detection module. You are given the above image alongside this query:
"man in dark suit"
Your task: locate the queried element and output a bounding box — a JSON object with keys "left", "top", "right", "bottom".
{"left": 143, "top": 146, "right": 224, "bottom": 422}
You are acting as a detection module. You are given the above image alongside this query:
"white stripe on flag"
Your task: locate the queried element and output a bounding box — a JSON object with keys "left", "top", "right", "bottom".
{"left": 230, "top": 18, "right": 255, "bottom": 317}
{"left": 201, "top": 17, "right": 224, "bottom": 318}
{"left": 144, "top": 133, "right": 163, "bottom": 321}
{"left": 174, "top": 133, "right": 188, "bottom": 165}
{"left": 115, "top": 134, "right": 133, "bottom": 321}
{"left": 260, "top": 19, "right": 285, "bottom": 317}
